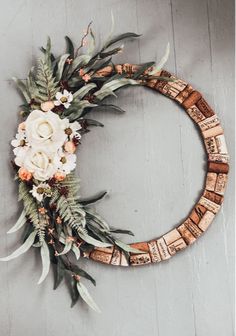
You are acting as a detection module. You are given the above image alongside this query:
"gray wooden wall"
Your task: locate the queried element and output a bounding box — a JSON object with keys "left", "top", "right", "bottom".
{"left": 0, "top": 1, "right": 234, "bottom": 335}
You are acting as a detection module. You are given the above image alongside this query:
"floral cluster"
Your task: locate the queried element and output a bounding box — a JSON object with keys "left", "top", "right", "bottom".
{"left": 11, "top": 90, "right": 81, "bottom": 200}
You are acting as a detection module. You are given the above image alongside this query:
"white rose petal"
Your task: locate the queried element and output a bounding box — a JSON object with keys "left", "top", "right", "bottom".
{"left": 25, "top": 110, "right": 67, "bottom": 151}
{"left": 24, "top": 148, "right": 60, "bottom": 181}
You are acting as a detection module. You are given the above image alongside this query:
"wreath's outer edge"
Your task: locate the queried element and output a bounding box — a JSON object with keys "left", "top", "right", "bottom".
{"left": 86, "top": 65, "right": 230, "bottom": 267}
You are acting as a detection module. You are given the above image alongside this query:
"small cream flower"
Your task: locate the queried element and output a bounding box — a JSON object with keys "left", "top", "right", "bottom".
{"left": 62, "top": 119, "right": 82, "bottom": 141}
{"left": 54, "top": 90, "right": 73, "bottom": 109}
{"left": 30, "top": 183, "right": 51, "bottom": 202}
{"left": 58, "top": 152, "right": 76, "bottom": 174}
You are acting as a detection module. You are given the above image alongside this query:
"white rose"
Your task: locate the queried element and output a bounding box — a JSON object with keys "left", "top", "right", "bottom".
{"left": 25, "top": 110, "right": 67, "bottom": 150}
{"left": 23, "top": 148, "right": 59, "bottom": 181}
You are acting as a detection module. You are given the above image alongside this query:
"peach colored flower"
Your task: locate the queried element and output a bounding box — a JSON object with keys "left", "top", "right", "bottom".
{"left": 54, "top": 172, "right": 66, "bottom": 181}
{"left": 18, "top": 167, "right": 32, "bottom": 181}
{"left": 18, "top": 122, "right": 26, "bottom": 131}
{"left": 38, "top": 207, "right": 47, "bottom": 215}
{"left": 79, "top": 69, "right": 85, "bottom": 76}
{"left": 82, "top": 74, "right": 91, "bottom": 82}
{"left": 56, "top": 216, "right": 62, "bottom": 224}
{"left": 64, "top": 141, "right": 76, "bottom": 154}
{"left": 41, "top": 101, "right": 55, "bottom": 112}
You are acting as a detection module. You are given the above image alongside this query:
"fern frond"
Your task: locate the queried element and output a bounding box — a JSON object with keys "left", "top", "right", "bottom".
{"left": 18, "top": 182, "right": 48, "bottom": 242}
{"left": 35, "top": 59, "right": 58, "bottom": 102}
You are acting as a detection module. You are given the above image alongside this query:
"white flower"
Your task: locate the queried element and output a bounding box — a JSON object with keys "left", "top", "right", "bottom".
{"left": 30, "top": 183, "right": 51, "bottom": 202}
{"left": 25, "top": 110, "right": 67, "bottom": 151}
{"left": 57, "top": 152, "right": 76, "bottom": 174}
{"left": 11, "top": 131, "right": 29, "bottom": 166}
{"left": 23, "top": 147, "right": 59, "bottom": 181}
{"left": 54, "top": 90, "right": 73, "bottom": 109}
{"left": 62, "top": 119, "right": 82, "bottom": 141}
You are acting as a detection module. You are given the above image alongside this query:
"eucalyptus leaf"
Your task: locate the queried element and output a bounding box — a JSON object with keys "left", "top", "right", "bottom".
{"left": 80, "top": 191, "right": 107, "bottom": 206}
{"left": 70, "top": 55, "right": 91, "bottom": 73}
{"left": 104, "top": 32, "right": 140, "bottom": 49}
{"left": 56, "top": 53, "right": 70, "bottom": 81}
{"left": 7, "top": 210, "right": 27, "bottom": 234}
{"left": 72, "top": 245, "right": 81, "bottom": 260}
{"left": 115, "top": 239, "right": 144, "bottom": 254}
{"left": 38, "top": 240, "right": 50, "bottom": 284}
{"left": 70, "top": 277, "right": 80, "bottom": 308}
{"left": 57, "top": 239, "right": 73, "bottom": 256}
{"left": 12, "top": 78, "right": 31, "bottom": 103}
{"left": 65, "top": 36, "right": 74, "bottom": 58}
{"left": 78, "top": 231, "right": 111, "bottom": 248}
{"left": 54, "top": 257, "right": 65, "bottom": 289}
{"left": 73, "top": 83, "right": 96, "bottom": 100}
{"left": 0, "top": 230, "right": 37, "bottom": 261}
{"left": 76, "top": 282, "right": 101, "bottom": 313}
{"left": 83, "top": 119, "right": 104, "bottom": 127}
{"left": 148, "top": 42, "right": 170, "bottom": 75}
{"left": 72, "top": 266, "right": 96, "bottom": 286}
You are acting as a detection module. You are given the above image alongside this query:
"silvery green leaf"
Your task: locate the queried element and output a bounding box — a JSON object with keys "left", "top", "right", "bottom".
{"left": 104, "top": 32, "right": 140, "bottom": 50}
{"left": 80, "top": 191, "right": 107, "bottom": 206}
{"left": 65, "top": 36, "right": 74, "bottom": 58}
{"left": 95, "top": 78, "right": 138, "bottom": 100}
{"left": 56, "top": 53, "right": 70, "bottom": 81}
{"left": 73, "top": 83, "right": 96, "bottom": 100}
{"left": 76, "top": 282, "right": 101, "bottom": 313}
{"left": 78, "top": 231, "right": 111, "bottom": 248}
{"left": 114, "top": 239, "right": 143, "bottom": 254}
{"left": 149, "top": 42, "right": 170, "bottom": 75}
{"left": 85, "top": 209, "right": 110, "bottom": 231}
{"left": 7, "top": 210, "right": 27, "bottom": 234}
{"left": 72, "top": 245, "right": 80, "bottom": 260}
{"left": 54, "top": 257, "right": 65, "bottom": 290}
{"left": 12, "top": 77, "right": 31, "bottom": 103}
{"left": 71, "top": 55, "right": 91, "bottom": 73}
{"left": 57, "top": 239, "right": 73, "bottom": 256}
{"left": 38, "top": 240, "right": 50, "bottom": 284}
{"left": 83, "top": 119, "right": 104, "bottom": 127}
{"left": 94, "top": 88, "right": 116, "bottom": 101}
{"left": 0, "top": 230, "right": 37, "bottom": 261}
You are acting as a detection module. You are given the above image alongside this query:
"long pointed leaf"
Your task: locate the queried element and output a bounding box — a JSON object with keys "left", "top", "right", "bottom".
{"left": 78, "top": 232, "right": 111, "bottom": 248}
{"left": 56, "top": 53, "right": 70, "bottom": 81}
{"left": 149, "top": 42, "right": 170, "bottom": 75}
{"left": 0, "top": 231, "right": 37, "bottom": 261}
{"left": 76, "top": 282, "right": 101, "bottom": 313}
{"left": 7, "top": 211, "right": 27, "bottom": 234}
{"left": 38, "top": 240, "right": 50, "bottom": 284}
{"left": 73, "top": 83, "right": 96, "bottom": 100}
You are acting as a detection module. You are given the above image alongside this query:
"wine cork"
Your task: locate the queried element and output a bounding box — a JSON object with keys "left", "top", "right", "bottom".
{"left": 205, "top": 172, "right": 217, "bottom": 191}
{"left": 157, "top": 238, "right": 171, "bottom": 260}
{"left": 215, "top": 174, "right": 228, "bottom": 195}
{"left": 196, "top": 97, "right": 215, "bottom": 117}
{"left": 184, "top": 218, "right": 203, "bottom": 238}
{"left": 198, "top": 115, "right": 220, "bottom": 131}
{"left": 163, "top": 229, "right": 182, "bottom": 245}
{"left": 187, "top": 105, "right": 206, "bottom": 123}
{"left": 202, "top": 125, "right": 223, "bottom": 139}
{"left": 168, "top": 238, "right": 187, "bottom": 256}
{"left": 182, "top": 91, "right": 202, "bottom": 109}
{"left": 208, "top": 162, "right": 229, "bottom": 174}
{"left": 199, "top": 196, "right": 221, "bottom": 214}
{"left": 198, "top": 211, "right": 215, "bottom": 231}
{"left": 148, "top": 241, "right": 162, "bottom": 263}
{"left": 215, "top": 134, "right": 228, "bottom": 154}
{"left": 189, "top": 204, "right": 207, "bottom": 225}
{"left": 178, "top": 223, "right": 196, "bottom": 244}
{"left": 208, "top": 153, "right": 230, "bottom": 164}
{"left": 110, "top": 248, "right": 121, "bottom": 265}
{"left": 175, "top": 85, "right": 194, "bottom": 103}
{"left": 130, "top": 253, "right": 151, "bottom": 266}
{"left": 203, "top": 190, "right": 224, "bottom": 205}
{"left": 204, "top": 137, "right": 218, "bottom": 154}
{"left": 90, "top": 250, "right": 113, "bottom": 264}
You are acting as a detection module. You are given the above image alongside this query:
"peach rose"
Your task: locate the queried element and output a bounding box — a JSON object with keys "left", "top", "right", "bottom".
{"left": 41, "top": 101, "right": 55, "bottom": 112}
{"left": 54, "top": 172, "right": 66, "bottom": 181}
{"left": 18, "top": 167, "right": 32, "bottom": 181}
{"left": 64, "top": 141, "right": 76, "bottom": 154}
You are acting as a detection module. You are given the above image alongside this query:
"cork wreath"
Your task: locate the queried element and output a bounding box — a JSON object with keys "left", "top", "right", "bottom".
{"left": 87, "top": 65, "right": 230, "bottom": 267}
{"left": 0, "top": 30, "right": 229, "bottom": 311}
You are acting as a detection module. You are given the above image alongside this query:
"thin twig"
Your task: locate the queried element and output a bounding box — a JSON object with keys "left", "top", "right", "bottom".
{"left": 75, "top": 21, "right": 93, "bottom": 58}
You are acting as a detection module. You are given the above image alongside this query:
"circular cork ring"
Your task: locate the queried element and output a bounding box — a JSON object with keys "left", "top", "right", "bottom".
{"left": 85, "top": 65, "right": 229, "bottom": 267}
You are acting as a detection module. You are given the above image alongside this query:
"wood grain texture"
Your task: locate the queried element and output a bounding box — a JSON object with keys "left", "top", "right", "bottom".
{"left": 0, "top": 0, "right": 234, "bottom": 335}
